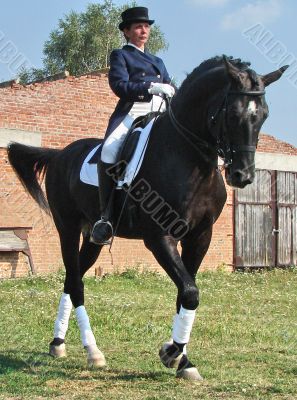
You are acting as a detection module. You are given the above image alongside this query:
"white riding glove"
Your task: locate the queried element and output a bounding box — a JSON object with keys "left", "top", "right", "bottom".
{"left": 148, "top": 83, "right": 175, "bottom": 98}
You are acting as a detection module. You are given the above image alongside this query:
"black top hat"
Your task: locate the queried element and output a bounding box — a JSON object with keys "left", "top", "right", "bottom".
{"left": 119, "top": 7, "right": 154, "bottom": 31}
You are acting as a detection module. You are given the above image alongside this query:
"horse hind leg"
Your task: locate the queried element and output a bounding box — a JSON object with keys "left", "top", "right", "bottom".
{"left": 49, "top": 224, "right": 105, "bottom": 368}
{"left": 49, "top": 225, "right": 79, "bottom": 358}
{"left": 78, "top": 234, "right": 106, "bottom": 368}
{"left": 49, "top": 292, "right": 72, "bottom": 358}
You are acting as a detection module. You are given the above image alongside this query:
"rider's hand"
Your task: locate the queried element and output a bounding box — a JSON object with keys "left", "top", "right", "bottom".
{"left": 148, "top": 83, "right": 175, "bottom": 98}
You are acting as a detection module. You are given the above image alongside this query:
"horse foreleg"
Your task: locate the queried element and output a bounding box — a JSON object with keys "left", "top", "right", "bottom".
{"left": 173, "top": 226, "right": 213, "bottom": 380}
{"left": 158, "top": 226, "right": 212, "bottom": 380}
{"left": 159, "top": 308, "right": 202, "bottom": 381}
{"left": 144, "top": 235, "right": 202, "bottom": 381}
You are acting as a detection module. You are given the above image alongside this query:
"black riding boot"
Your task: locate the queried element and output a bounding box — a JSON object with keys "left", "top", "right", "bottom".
{"left": 90, "top": 161, "right": 115, "bottom": 245}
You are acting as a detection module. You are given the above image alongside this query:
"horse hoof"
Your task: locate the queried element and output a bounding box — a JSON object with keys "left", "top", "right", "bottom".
{"left": 49, "top": 343, "right": 67, "bottom": 358}
{"left": 87, "top": 353, "right": 106, "bottom": 368}
{"left": 176, "top": 367, "right": 203, "bottom": 381}
{"left": 85, "top": 345, "right": 106, "bottom": 368}
{"left": 159, "top": 342, "right": 183, "bottom": 369}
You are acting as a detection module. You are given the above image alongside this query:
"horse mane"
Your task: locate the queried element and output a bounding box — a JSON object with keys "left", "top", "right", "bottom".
{"left": 197, "top": 55, "right": 251, "bottom": 73}
{"left": 179, "top": 55, "right": 258, "bottom": 90}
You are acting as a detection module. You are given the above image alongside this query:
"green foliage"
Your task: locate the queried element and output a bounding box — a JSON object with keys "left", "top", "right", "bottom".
{"left": 19, "top": 0, "right": 168, "bottom": 84}
{"left": 18, "top": 66, "right": 48, "bottom": 85}
{"left": 0, "top": 268, "right": 296, "bottom": 399}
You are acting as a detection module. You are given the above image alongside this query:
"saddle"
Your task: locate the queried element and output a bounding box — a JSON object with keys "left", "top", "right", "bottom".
{"left": 88, "top": 111, "right": 161, "bottom": 181}
{"left": 119, "top": 112, "right": 160, "bottom": 160}
{"left": 115, "top": 111, "right": 161, "bottom": 182}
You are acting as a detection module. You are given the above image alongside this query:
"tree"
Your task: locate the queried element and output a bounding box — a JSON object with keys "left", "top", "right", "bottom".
{"left": 19, "top": 1, "right": 168, "bottom": 84}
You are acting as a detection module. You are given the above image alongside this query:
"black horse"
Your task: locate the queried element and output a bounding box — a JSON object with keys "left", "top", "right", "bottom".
{"left": 8, "top": 56, "right": 287, "bottom": 380}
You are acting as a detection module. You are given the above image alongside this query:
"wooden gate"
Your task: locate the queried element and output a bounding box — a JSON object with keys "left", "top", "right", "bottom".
{"left": 234, "top": 170, "right": 297, "bottom": 269}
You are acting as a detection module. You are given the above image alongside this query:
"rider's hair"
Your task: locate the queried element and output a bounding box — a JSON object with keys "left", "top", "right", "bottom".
{"left": 123, "top": 24, "right": 132, "bottom": 42}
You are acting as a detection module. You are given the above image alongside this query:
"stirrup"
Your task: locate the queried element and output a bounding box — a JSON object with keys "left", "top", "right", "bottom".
{"left": 90, "top": 219, "right": 113, "bottom": 245}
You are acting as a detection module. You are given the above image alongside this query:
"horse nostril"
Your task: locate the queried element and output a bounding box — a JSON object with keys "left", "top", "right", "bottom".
{"left": 233, "top": 171, "right": 244, "bottom": 181}
{"left": 232, "top": 170, "right": 253, "bottom": 186}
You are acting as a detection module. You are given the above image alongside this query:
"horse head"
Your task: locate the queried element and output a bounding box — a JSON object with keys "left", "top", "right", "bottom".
{"left": 211, "top": 56, "right": 288, "bottom": 188}
{"left": 169, "top": 56, "right": 288, "bottom": 189}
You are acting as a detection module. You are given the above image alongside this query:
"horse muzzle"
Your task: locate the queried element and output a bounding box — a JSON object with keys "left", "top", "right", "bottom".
{"left": 225, "top": 166, "right": 255, "bottom": 188}
{"left": 224, "top": 145, "right": 256, "bottom": 188}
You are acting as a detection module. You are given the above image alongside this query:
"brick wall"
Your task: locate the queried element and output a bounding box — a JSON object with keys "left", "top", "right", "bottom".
{"left": 258, "top": 132, "right": 297, "bottom": 155}
{"left": 0, "top": 73, "right": 296, "bottom": 278}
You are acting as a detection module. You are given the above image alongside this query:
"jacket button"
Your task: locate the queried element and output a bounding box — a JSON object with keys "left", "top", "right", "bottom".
{"left": 157, "top": 74, "right": 161, "bottom": 78}
{"left": 142, "top": 72, "right": 145, "bottom": 76}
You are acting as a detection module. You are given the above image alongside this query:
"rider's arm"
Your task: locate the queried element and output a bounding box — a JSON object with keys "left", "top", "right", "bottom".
{"left": 108, "top": 50, "right": 174, "bottom": 101}
{"left": 108, "top": 50, "right": 153, "bottom": 102}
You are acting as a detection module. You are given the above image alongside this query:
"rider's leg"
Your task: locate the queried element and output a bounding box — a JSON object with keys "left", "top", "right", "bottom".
{"left": 90, "top": 115, "right": 133, "bottom": 245}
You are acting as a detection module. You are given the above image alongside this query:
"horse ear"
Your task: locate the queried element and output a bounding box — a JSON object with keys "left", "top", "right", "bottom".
{"left": 261, "top": 65, "right": 289, "bottom": 87}
{"left": 223, "top": 55, "right": 244, "bottom": 86}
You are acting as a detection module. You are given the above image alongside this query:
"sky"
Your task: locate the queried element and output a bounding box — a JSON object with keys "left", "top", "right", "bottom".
{"left": 0, "top": 0, "right": 296, "bottom": 146}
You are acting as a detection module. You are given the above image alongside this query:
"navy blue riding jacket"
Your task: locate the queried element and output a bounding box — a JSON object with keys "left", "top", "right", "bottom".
{"left": 105, "top": 45, "right": 171, "bottom": 137}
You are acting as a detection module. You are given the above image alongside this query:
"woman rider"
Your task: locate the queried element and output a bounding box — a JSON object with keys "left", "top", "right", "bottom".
{"left": 91, "top": 6, "right": 175, "bottom": 245}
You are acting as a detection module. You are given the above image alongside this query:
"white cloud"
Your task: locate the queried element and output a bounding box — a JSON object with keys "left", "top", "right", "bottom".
{"left": 221, "top": 0, "right": 282, "bottom": 31}
{"left": 188, "top": 0, "right": 230, "bottom": 7}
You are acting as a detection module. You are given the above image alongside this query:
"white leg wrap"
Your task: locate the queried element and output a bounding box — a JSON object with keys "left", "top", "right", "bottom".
{"left": 53, "top": 293, "right": 72, "bottom": 339}
{"left": 170, "top": 314, "right": 187, "bottom": 354}
{"left": 172, "top": 306, "right": 196, "bottom": 344}
{"left": 75, "top": 305, "right": 96, "bottom": 347}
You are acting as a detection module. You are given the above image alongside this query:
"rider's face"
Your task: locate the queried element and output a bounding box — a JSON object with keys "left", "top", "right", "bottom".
{"left": 124, "top": 22, "right": 151, "bottom": 50}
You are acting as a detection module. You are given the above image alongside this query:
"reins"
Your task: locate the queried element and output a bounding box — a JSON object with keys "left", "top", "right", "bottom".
{"left": 168, "top": 102, "right": 216, "bottom": 164}
{"left": 229, "top": 90, "right": 266, "bottom": 96}
{"left": 168, "top": 84, "right": 266, "bottom": 168}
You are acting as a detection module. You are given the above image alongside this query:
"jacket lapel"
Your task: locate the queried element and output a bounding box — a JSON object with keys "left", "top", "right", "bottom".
{"left": 123, "top": 45, "right": 162, "bottom": 74}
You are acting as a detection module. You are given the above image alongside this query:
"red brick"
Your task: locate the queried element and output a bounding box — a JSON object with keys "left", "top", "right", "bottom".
{"left": 1, "top": 73, "right": 296, "bottom": 277}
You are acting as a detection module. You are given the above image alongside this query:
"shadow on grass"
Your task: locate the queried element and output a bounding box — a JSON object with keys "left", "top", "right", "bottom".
{"left": 0, "top": 351, "right": 171, "bottom": 383}
{"left": 0, "top": 352, "right": 27, "bottom": 373}
{"left": 0, "top": 351, "right": 69, "bottom": 377}
{"left": 92, "top": 369, "right": 170, "bottom": 382}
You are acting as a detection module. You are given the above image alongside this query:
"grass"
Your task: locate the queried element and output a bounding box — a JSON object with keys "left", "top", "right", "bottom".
{"left": 0, "top": 267, "right": 296, "bottom": 400}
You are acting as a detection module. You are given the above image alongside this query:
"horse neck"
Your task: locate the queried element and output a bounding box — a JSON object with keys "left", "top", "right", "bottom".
{"left": 166, "top": 68, "right": 227, "bottom": 166}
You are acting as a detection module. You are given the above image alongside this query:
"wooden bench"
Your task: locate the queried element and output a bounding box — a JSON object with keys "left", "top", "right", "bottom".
{"left": 0, "top": 227, "right": 35, "bottom": 274}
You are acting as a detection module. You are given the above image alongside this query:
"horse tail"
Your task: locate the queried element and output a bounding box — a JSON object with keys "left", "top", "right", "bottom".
{"left": 7, "top": 142, "right": 60, "bottom": 213}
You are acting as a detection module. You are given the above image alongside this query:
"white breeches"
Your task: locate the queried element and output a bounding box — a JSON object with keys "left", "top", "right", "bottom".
{"left": 101, "top": 114, "right": 134, "bottom": 164}
{"left": 101, "top": 96, "right": 166, "bottom": 164}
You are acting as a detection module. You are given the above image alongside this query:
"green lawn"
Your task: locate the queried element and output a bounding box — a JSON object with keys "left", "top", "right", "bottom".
{"left": 0, "top": 268, "right": 296, "bottom": 400}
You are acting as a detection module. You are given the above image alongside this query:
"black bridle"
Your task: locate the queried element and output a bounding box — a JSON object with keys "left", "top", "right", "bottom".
{"left": 168, "top": 84, "right": 266, "bottom": 167}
